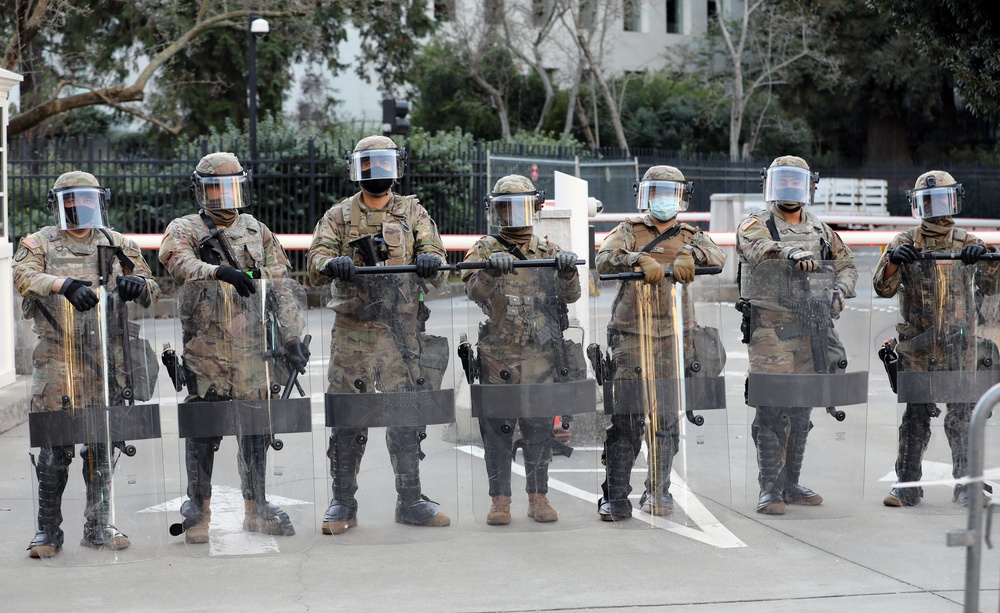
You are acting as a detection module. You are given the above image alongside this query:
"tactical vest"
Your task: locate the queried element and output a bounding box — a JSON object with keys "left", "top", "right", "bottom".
{"left": 899, "top": 226, "right": 975, "bottom": 336}
{"left": 328, "top": 193, "right": 423, "bottom": 326}
{"left": 608, "top": 219, "right": 697, "bottom": 337}
{"left": 740, "top": 211, "right": 833, "bottom": 327}
{"left": 477, "top": 235, "right": 563, "bottom": 348}
{"left": 30, "top": 227, "right": 133, "bottom": 341}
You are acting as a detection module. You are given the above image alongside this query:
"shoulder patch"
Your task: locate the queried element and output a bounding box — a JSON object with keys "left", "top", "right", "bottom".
{"left": 740, "top": 217, "right": 759, "bottom": 231}
{"left": 23, "top": 236, "right": 40, "bottom": 249}
{"left": 13, "top": 246, "right": 29, "bottom": 262}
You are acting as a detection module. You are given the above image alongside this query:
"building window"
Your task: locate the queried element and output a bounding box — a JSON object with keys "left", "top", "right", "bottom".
{"left": 623, "top": 0, "right": 641, "bottom": 32}
{"left": 433, "top": 0, "right": 453, "bottom": 21}
{"left": 667, "top": 0, "right": 682, "bottom": 33}
{"left": 707, "top": 0, "right": 718, "bottom": 23}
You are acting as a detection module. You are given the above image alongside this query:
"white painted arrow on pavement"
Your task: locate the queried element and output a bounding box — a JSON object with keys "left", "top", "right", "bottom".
{"left": 457, "top": 445, "right": 746, "bottom": 549}
{"left": 139, "top": 486, "right": 312, "bottom": 556}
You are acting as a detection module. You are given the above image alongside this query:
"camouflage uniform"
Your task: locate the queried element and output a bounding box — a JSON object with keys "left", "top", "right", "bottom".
{"left": 736, "top": 156, "right": 858, "bottom": 514}
{"left": 874, "top": 170, "right": 1000, "bottom": 507}
{"left": 159, "top": 152, "right": 305, "bottom": 540}
{"left": 14, "top": 170, "right": 159, "bottom": 556}
{"left": 307, "top": 171, "right": 449, "bottom": 529}
{"left": 597, "top": 207, "right": 726, "bottom": 519}
{"left": 463, "top": 233, "right": 581, "bottom": 509}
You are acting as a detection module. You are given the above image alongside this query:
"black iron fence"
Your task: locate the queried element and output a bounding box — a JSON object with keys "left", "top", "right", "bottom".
{"left": 9, "top": 136, "right": 1000, "bottom": 279}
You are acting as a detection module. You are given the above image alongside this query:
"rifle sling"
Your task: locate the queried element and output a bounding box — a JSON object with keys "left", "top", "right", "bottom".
{"left": 199, "top": 211, "right": 239, "bottom": 267}
{"left": 491, "top": 234, "right": 528, "bottom": 260}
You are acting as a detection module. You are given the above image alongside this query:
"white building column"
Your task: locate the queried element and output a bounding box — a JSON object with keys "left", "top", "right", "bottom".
{"left": 0, "top": 68, "right": 24, "bottom": 390}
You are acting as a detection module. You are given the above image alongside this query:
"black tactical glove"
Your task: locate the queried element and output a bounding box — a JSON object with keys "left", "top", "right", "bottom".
{"left": 415, "top": 253, "right": 441, "bottom": 279}
{"left": 484, "top": 252, "right": 516, "bottom": 277}
{"left": 321, "top": 256, "right": 357, "bottom": 283}
{"left": 554, "top": 251, "right": 578, "bottom": 279}
{"left": 786, "top": 248, "right": 817, "bottom": 272}
{"left": 284, "top": 338, "right": 310, "bottom": 375}
{"left": 888, "top": 243, "right": 918, "bottom": 265}
{"left": 961, "top": 243, "right": 988, "bottom": 265}
{"left": 59, "top": 278, "right": 98, "bottom": 312}
{"left": 215, "top": 265, "right": 256, "bottom": 297}
{"left": 116, "top": 275, "right": 146, "bottom": 302}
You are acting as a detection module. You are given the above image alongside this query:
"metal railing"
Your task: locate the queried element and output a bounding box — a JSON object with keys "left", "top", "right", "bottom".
{"left": 947, "top": 382, "right": 1000, "bottom": 612}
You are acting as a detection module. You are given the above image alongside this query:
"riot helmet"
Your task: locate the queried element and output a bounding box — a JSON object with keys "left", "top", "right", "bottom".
{"left": 907, "top": 170, "right": 963, "bottom": 219}
{"left": 47, "top": 171, "right": 110, "bottom": 230}
{"left": 762, "top": 156, "right": 819, "bottom": 211}
{"left": 191, "top": 152, "right": 251, "bottom": 210}
{"left": 485, "top": 174, "right": 544, "bottom": 229}
{"left": 634, "top": 165, "right": 692, "bottom": 221}
{"left": 348, "top": 135, "right": 406, "bottom": 197}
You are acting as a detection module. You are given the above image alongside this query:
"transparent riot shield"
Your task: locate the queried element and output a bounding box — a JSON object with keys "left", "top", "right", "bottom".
{"left": 455, "top": 262, "right": 598, "bottom": 531}
{"left": 590, "top": 266, "right": 730, "bottom": 531}
{"left": 882, "top": 253, "right": 1000, "bottom": 513}
{"left": 319, "top": 266, "right": 458, "bottom": 545}
{"left": 742, "top": 259, "right": 870, "bottom": 519}
{"left": 169, "top": 277, "right": 315, "bottom": 556}
{"left": 27, "top": 276, "right": 165, "bottom": 565}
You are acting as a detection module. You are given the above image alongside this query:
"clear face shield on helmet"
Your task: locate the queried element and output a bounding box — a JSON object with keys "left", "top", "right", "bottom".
{"left": 348, "top": 149, "right": 404, "bottom": 181}
{"left": 48, "top": 187, "right": 110, "bottom": 230}
{"left": 193, "top": 172, "right": 251, "bottom": 210}
{"left": 763, "top": 166, "right": 815, "bottom": 207}
{"left": 908, "top": 186, "right": 962, "bottom": 219}
{"left": 635, "top": 180, "right": 692, "bottom": 220}
{"left": 486, "top": 191, "right": 544, "bottom": 228}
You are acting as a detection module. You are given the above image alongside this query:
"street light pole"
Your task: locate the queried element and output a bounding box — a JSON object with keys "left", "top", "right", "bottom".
{"left": 248, "top": 14, "right": 269, "bottom": 172}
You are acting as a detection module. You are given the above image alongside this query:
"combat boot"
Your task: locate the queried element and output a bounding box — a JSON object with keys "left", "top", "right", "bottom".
{"left": 883, "top": 486, "right": 922, "bottom": 507}
{"left": 753, "top": 408, "right": 788, "bottom": 515}
{"left": 527, "top": 493, "right": 558, "bottom": 523}
{"left": 322, "top": 499, "right": 357, "bottom": 535}
{"left": 487, "top": 496, "right": 511, "bottom": 525}
{"left": 639, "top": 490, "right": 674, "bottom": 516}
{"left": 785, "top": 484, "right": 823, "bottom": 506}
{"left": 81, "top": 524, "right": 130, "bottom": 550}
{"left": 29, "top": 446, "right": 71, "bottom": 559}
{"left": 243, "top": 500, "right": 296, "bottom": 536}
{"left": 185, "top": 500, "right": 211, "bottom": 544}
{"left": 389, "top": 426, "right": 450, "bottom": 527}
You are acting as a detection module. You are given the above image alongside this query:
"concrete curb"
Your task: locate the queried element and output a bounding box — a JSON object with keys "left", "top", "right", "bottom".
{"left": 0, "top": 375, "right": 29, "bottom": 435}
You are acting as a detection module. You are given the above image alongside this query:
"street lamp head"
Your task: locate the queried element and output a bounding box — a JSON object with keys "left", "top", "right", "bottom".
{"left": 250, "top": 17, "right": 269, "bottom": 34}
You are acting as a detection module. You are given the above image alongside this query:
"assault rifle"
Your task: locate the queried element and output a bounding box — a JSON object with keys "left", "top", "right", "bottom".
{"left": 779, "top": 266, "right": 847, "bottom": 422}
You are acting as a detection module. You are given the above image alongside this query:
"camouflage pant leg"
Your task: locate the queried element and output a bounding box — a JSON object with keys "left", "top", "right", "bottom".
{"left": 387, "top": 426, "right": 426, "bottom": 502}
{"left": 752, "top": 407, "right": 791, "bottom": 495}
{"left": 601, "top": 414, "right": 644, "bottom": 506}
{"left": 238, "top": 435, "right": 269, "bottom": 503}
{"left": 644, "top": 410, "right": 680, "bottom": 498}
{"left": 35, "top": 446, "right": 72, "bottom": 541}
{"left": 784, "top": 409, "right": 814, "bottom": 487}
{"left": 519, "top": 417, "right": 555, "bottom": 495}
{"left": 80, "top": 443, "right": 111, "bottom": 528}
{"left": 896, "top": 403, "right": 935, "bottom": 484}
{"left": 480, "top": 417, "right": 515, "bottom": 497}
{"left": 944, "top": 402, "right": 974, "bottom": 479}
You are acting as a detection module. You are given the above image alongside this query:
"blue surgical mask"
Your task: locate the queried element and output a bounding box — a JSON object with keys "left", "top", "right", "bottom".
{"left": 649, "top": 196, "right": 679, "bottom": 221}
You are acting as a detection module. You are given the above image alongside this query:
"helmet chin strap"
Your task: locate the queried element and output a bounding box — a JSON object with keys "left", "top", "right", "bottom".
{"left": 776, "top": 202, "right": 802, "bottom": 213}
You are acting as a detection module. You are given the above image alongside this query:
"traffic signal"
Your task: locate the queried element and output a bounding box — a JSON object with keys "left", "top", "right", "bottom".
{"left": 381, "top": 99, "right": 410, "bottom": 136}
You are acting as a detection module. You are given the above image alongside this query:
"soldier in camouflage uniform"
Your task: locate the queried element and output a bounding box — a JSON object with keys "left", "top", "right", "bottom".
{"left": 596, "top": 165, "right": 726, "bottom": 521}
{"left": 736, "top": 156, "right": 858, "bottom": 515}
{"left": 461, "top": 174, "right": 580, "bottom": 525}
{"left": 14, "top": 171, "right": 160, "bottom": 558}
{"left": 307, "top": 135, "right": 450, "bottom": 534}
{"left": 874, "top": 170, "right": 1000, "bottom": 508}
{"left": 159, "top": 152, "right": 310, "bottom": 543}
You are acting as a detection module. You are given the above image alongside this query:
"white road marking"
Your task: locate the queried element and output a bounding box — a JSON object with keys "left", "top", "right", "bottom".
{"left": 457, "top": 445, "right": 746, "bottom": 549}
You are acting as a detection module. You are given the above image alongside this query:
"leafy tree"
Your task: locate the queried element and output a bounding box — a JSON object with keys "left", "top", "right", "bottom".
{"left": 868, "top": 0, "right": 1000, "bottom": 121}
{"left": 2, "top": 1, "right": 434, "bottom": 139}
